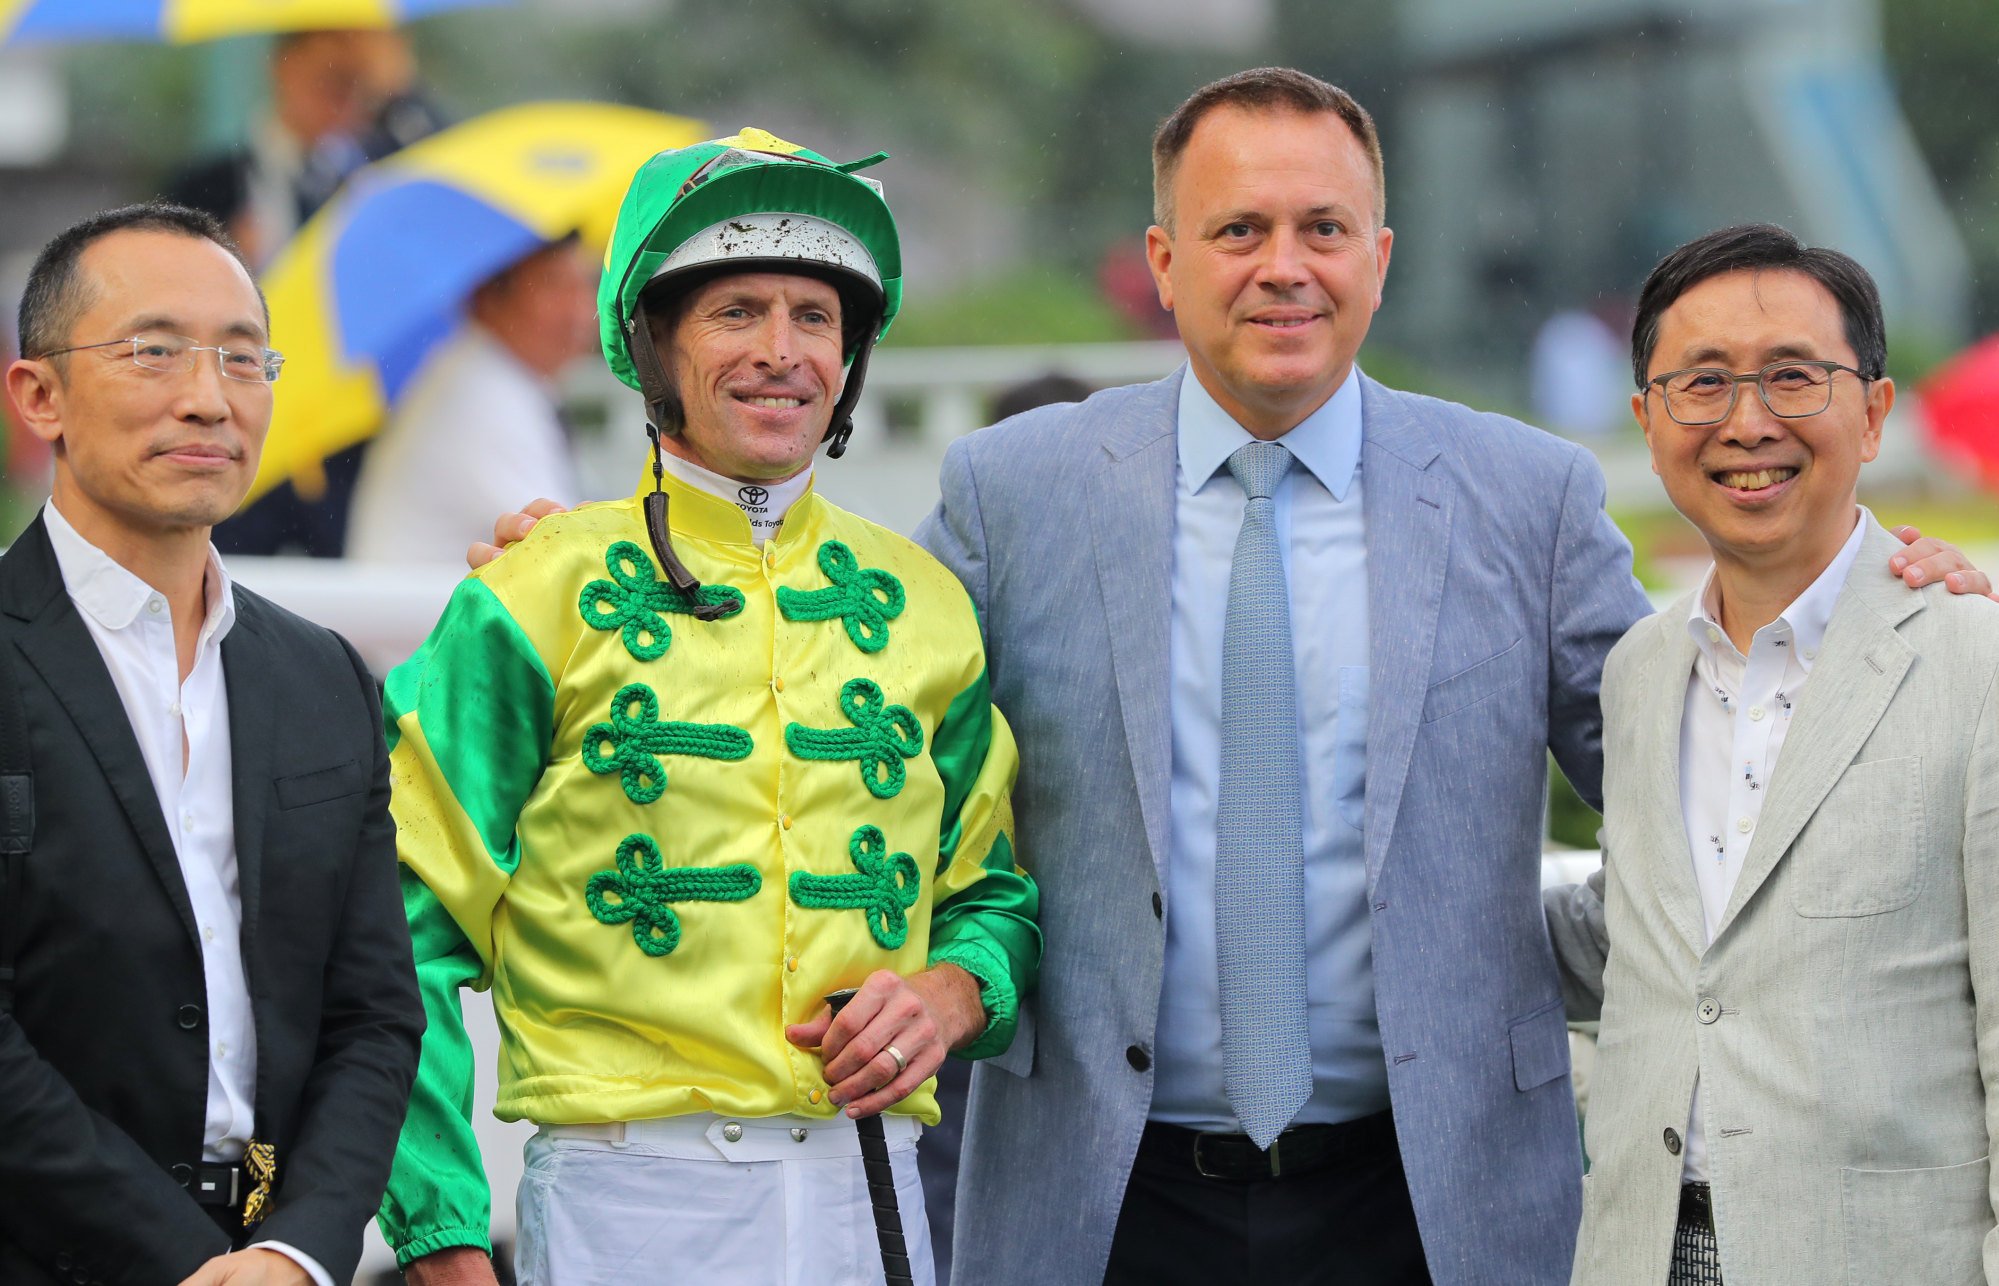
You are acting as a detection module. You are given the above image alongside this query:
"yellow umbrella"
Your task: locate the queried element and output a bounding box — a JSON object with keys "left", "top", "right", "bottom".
{"left": 248, "top": 101, "right": 705, "bottom": 504}
{"left": 1, "top": 0, "right": 507, "bottom": 45}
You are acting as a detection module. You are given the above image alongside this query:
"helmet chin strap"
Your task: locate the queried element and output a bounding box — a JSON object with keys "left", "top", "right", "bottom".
{"left": 626, "top": 303, "right": 731, "bottom": 620}
{"left": 822, "top": 330, "right": 877, "bottom": 460}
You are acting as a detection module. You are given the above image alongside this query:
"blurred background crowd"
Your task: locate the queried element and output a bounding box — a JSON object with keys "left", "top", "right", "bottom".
{"left": 1, "top": 0, "right": 1995, "bottom": 1278}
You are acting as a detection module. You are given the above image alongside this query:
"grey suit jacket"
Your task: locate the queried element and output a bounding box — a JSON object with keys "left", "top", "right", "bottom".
{"left": 917, "top": 370, "right": 1651, "bottom": 1285}
{"left": 1546, "top": 520, "right": 1999, "bottom": 1284}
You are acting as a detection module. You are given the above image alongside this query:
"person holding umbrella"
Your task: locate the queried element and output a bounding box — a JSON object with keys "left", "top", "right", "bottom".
{"left": 377, "top": 129, "right": 1040, "bottom": 1286}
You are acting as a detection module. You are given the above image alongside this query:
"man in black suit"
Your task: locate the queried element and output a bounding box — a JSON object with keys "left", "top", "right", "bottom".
{"left": 0, "top": 203, "right": 423, "bottom": 1286}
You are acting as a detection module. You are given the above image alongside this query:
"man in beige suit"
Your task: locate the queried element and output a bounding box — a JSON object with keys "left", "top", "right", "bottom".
{"left": 1546, "top": 222, "right": 1999, "bottom": 1285}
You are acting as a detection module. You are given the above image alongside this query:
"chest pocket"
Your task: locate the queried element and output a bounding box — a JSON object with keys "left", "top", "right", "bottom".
{"left": 1791, "top": 756, "right": 1925, "bottom": 918}
{"left": 1422, "top": 637, "right": 1525, "bottom": 724}
{"left": 275, "top": 759, "right": 364, "bottom": 809}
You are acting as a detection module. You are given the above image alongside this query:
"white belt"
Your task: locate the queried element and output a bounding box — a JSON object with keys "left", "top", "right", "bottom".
{"left": 539, "top": 1111, "right": 921, "bottom": 1163}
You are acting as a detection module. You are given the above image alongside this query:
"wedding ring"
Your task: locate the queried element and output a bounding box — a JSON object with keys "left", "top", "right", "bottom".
{"left": 884, "top": 1043, "right": 908, "bottom": 1075}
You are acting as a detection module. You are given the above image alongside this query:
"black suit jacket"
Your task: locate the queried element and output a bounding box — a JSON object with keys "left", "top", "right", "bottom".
{"left": 0, "top": 517, "right": 423, "bottom": 1285}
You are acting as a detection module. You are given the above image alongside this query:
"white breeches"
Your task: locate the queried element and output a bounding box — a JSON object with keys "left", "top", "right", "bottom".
{"left": 514, "top": 1112, "right": 934, "bottom": 1286}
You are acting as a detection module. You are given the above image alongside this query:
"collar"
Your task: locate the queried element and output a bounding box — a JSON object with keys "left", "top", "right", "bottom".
{"left": 1686, "top": 504, "right": 1869, "bottom": 666}
{"left": 42, "top": 500, "right": 236, "bottom": 645}
{"left": 1176, "top": 365, "right": 1363, "bottom": 501}
{"left": 634, "top": 453, "right": 821, "bottom": 547}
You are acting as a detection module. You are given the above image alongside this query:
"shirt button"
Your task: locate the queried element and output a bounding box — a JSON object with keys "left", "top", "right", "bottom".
{"left": 808, "top": 1088, "right": 823, "bottom": 1105}
{"left": 215, "top": 1042, "right": 228, "bottom": 1059}
{"left": 722, "top": 1122, "right": 743, "bottom": 1143}
{"left": 779, "top": 814, "right": 793, "bottom": 831}
{"left": 1748, "top": 706, "right": 1766, "bottom": 721}
{"left": 1697, "top": 997, "right": 1721, "bottom": 1024}
{"left": 1705, "top": 626, "right": 1721, "bottom": 644}
{"left": 1664, "top": 1127, "right": 1682, "bottom": 1156}
{"left": 772, "top": 676, "right": 785, "bottom": 693}
{"left": 1736, "top": 817, "right": 1753, "bottom": 834}
{"left": 168, "top": 702, "right": 182, "bottom": 717}
{"left": 202, "top": 926, "right": 215, "bottom": 944}
{"left": 182, "top": 811, "right": 196, "bottom": 828}
{"left": 147, "top": 598, "right": 164, "bottom": 615}
{"left": 785, "top": 956, "right": 798, "bottom": 973}
{"left": 1804, "top": 648, "right": 1817, "bottom": 661}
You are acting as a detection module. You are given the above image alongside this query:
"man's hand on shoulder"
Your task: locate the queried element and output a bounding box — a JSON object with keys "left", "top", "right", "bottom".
{"left": 174, "top": 1248, "right": 314, "bottom": 1286}
{"left": 402, "top": 1245, "right": 503, "bottom": 1286}
{"left": 467, "top": 497, "right": 569, "bottom": 571}
{"left": 1890, "top": 525, "right": 1995, "bottom": 599}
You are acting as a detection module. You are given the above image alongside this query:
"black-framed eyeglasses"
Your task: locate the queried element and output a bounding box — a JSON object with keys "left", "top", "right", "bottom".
{"left": 36, "top": 331, "right": 284, "bottom": 384}
{"left": 1643, "top": 359, "right": 1869, "bottom": 426}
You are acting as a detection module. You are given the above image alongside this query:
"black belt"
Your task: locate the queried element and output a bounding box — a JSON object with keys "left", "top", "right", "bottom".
{"left": 1678, "top": 1182, "right": 1714, "bottom": 1232}
{"left": 171, "top": 1161, "right": 247, "bottom": 1209}
{"left": 1138, "top": 1110, "right": 1398, "bottom": 1182}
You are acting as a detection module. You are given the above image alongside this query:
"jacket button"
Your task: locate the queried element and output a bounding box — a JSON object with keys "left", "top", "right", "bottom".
{"left": 176, "top": 1004, "right": 202, "bottom": 1030}
{"left": 1664, "top": 1127, "right": 1682, "bottom": 1156}
{"left": 1126, "top": 1044, "right": 1151, "bottom": 1072}
{"left": 170, "top": 1163, "right": 193, "bottom": 1186}
{"left": 1151, "top": 891, "right": 1163, "bottom": 920}
{"left": 1697, "top": 997, "right": 1721, "bottom": 1024}
{"left": 54, "top": 1253, "right": 72, "bottom": 1271}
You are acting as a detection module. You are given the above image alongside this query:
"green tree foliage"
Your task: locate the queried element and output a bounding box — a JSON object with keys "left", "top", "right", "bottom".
{"left": 1884, "top": 0, "right": 1999, "bottom": 330}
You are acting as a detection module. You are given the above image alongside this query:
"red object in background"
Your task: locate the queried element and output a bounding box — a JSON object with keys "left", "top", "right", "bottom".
{"left": 1921, "top": 334, "right": 1999, "bottom": 492}
{"left": 1098, "top": 237, "right": 1178, "bottom": 339}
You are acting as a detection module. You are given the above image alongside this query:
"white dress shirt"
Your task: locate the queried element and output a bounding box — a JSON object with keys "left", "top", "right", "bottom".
{"left": 1150, "top": 368, "right": 1383, "bottom": 1131}
{"left": 1675, "top": 506, "right": 1868, "bottom": 1182}
{"left": 42, "top": 503, "right": 330, "bottom": 1286}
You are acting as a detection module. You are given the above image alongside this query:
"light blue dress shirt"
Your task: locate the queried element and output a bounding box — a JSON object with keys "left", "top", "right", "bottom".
{"left": 1149, "top": 368, "right": 1385, "bottom": 1131}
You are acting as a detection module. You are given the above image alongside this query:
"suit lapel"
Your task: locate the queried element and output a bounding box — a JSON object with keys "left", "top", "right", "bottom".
{"left": 1631, "top": 609, "right": 1707, "bottom": 953}
{"left": 1359, "top": 378, "right": 1454, "bottom": 889}
{"left": 0, "top": 518, "right": 200, "bottom": 950}
{"left": 221, "top": 596, "right": 272, "bottom": 961}
{"left": 1711, "top": 525, "right": 1920, "bottom": 939}
{"left": 1089, "top": 373, "right": 1182, "bottom": 889}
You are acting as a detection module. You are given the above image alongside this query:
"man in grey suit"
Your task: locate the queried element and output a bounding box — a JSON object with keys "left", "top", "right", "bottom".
{"left": 916, "top": 70, "right": 1990, "bottom": 1286}
{"left": 1546, "top": 225, "right": 1999, "bottom": 1284}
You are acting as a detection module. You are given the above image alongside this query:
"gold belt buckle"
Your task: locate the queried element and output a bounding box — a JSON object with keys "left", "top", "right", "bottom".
{"left": 241, "top": 1139, "right": 277, "bottom": 1230}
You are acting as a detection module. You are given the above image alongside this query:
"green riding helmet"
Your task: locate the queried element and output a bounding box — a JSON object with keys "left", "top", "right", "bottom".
{"left": 598, "top": 127, "right": 903, "bottom": 615}
{"left": 599, "top": 126, "right": 903, "bottom": 460}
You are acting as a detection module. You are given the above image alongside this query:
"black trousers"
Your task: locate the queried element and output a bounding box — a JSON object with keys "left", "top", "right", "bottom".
{"left": 1104, "top": 1112, "right": 1432, "bottom": 1286}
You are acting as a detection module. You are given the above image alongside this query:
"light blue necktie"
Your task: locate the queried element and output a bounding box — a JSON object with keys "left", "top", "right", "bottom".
{"left": 1216, "top": 440, "right": 1312, "bottom": 1150}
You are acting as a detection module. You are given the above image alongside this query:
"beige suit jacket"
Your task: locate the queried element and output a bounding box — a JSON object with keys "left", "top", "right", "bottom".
{"left": 1547, "top": 520, "right": 1999, "bottom": 1284}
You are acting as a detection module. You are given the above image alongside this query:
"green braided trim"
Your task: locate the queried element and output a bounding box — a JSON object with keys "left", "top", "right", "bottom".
{"left": 783, "top": 677, "right": 925, "bottom": 800}
{"left": 775, "top": 540, "right": 907, "bottom": 654}
{"left": 788, "top": 824, "right": 923, "bottom": 949}
{"left": 584, "top": 832, "right": 762, "bottom": 958}
{"left": 578, "top": 540, "right": 745, "bottom": 662}
{"left": 582, "top": 682, "right": 753, "bottom": 804}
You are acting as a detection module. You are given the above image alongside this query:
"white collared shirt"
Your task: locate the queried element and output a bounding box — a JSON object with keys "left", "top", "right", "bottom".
{"left": 42, "top": 503, "right": 329, "bottom": 1286}
{"left": 1675, "top": 505, "right": 1869, "bottom": 1181}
